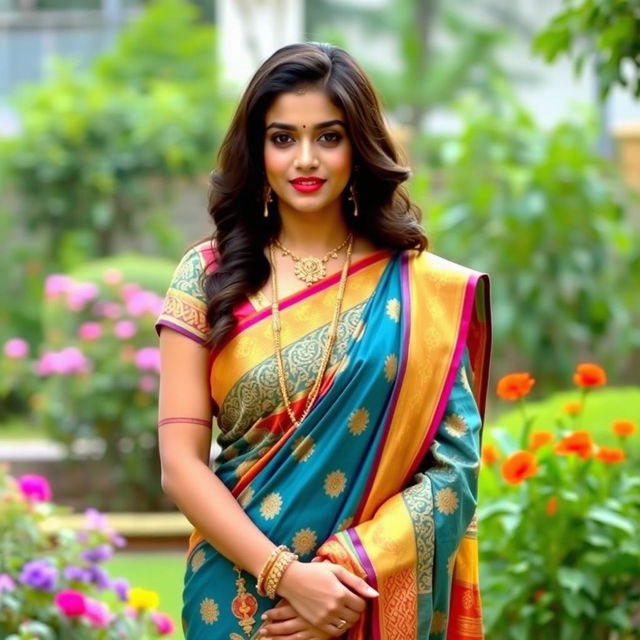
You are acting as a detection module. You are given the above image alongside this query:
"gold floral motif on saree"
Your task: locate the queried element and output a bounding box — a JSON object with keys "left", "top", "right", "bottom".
{"left": 217, "top": 303, "right": 365, "bottom": 440}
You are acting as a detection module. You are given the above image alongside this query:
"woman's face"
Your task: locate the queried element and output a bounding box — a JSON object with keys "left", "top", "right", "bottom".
{"left": 263, "top": 89, "right": 353, "bottom": 220}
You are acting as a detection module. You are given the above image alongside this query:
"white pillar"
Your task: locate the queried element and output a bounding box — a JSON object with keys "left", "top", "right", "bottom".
{"left": 217, "top": 0, "right": 304, "bottom": 87}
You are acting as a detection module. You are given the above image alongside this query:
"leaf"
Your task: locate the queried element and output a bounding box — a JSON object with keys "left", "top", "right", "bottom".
{"left": 587, "top": 506, "right": 634, "bottom": 534}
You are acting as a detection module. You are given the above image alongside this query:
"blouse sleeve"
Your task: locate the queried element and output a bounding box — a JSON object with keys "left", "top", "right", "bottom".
{"left": 155, "top": 242, "right": 215, "bottom": 345}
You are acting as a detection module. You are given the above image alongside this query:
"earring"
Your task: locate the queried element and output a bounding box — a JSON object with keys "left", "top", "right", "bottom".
{"left": 263, "top": 187, "right": 273, "bottom": 218}
{"left": 349, "top": 184, "right": 359, "bottom": 218}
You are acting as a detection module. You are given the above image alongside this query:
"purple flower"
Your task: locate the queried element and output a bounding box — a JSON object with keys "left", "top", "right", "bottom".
{"left": 63, "top": 565, "right": 92, "bottom": 583}
{"left": 85, "top": 565, "right": 110, "bottom": 589}
{"left": 134, "top": 347, "right": 161, "bottom": 373}
{"left": 17, "top": 474, "right": 52, "bottom": 502}
{"left": 0, "top": 574, "right": 16, "bottom": 592}
{"left": 84, "top": 507, "right": 108, "bottom": 530}
{"left": 19, "top": 559, "right": 58, "bottom": 591}
{"left": 45, "top": 274, "right": 71, "bottom": 298}
{"left": 110, "top": 577, "right": 130, "bottom": 602}
{"left": 114, "top": 320, "right": 137, "bottom": 340}
{"left": 4, "top": 338, "right": 29, "bottom": 359}
{"left": 78, "top": 322, "right": 103, "bottom": 341}
{"left": 36, "top": 347, "right": 90, "bottom": 376}
{"left": 110, "top": 532, "right": 127, "bottom": 549}
{"left": 81, "top": 544, "right": 113, "bottom": 564}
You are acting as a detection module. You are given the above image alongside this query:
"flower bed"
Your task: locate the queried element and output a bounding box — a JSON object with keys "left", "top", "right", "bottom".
{"left": 0, "top": 468, "right": 176, "bottom": 639}
{"left": 480, "top": 363, "right": 640, "bottom": 639}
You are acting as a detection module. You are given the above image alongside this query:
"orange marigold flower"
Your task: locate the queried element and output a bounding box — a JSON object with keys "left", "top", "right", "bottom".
{"left": 496, "top": 372, "right": 535, "bottom": 402}
{"left": 501, "top": 450, "right": 538, "bottom": 485}
{"left": 553, "top": 431, "right": 595, "bottom": 460}
{"left": 573, "top": 363, "right": 606, "bottom": 388}
{"left": 546, "top": 496, "right": 558, "bottom": 516}
{"left": 529, "top": 430, "right": 555, "bottom": 451}
{"left": 611, "top": 419, "right": 637, "bottom": 438}
{"left": 595, "top": 446, "right": 626, "bottom": 464}
{"left": 563, "top": 401, "right": 583, "bottom": 416}
{"left": 481, "top": 443, "right": 501, "bottom": 466}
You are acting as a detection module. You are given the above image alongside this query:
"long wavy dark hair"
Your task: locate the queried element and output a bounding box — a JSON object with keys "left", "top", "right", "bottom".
{"left": 203, "top": 42, "right": 428, "bottom": 349}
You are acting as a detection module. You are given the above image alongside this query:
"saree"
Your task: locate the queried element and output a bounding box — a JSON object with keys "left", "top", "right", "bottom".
{"left": 156, "top": 240, "right": 491, "bottom": 640}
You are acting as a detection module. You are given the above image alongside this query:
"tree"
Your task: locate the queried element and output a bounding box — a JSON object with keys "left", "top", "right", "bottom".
{"left": 534, "top": 0, "right": 640, "bottom": 100}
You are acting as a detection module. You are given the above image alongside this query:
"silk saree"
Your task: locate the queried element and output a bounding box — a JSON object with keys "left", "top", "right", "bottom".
{"left": 156, "top": 241, "right": 491, "bottom": 640}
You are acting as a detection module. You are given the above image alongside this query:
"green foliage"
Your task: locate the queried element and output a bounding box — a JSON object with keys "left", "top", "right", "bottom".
{"left": 35, "top": 255, "right": 175, "bottom": 510}
{"left": 95, "top": 0, "right": 219, "bottom": 92}
{"left": 0, "top": 468, "right": 175, "bottom": 638}
{"left": 479, "top": 383, "right": 640, "bottom": 639}
{"left": 534, "top": 0, "right": 640, "bottom": 99}
{"left": 420, "top": 93, "right": 640, "bottom": 385}
{"left": 1, "top": 0, "right": 226, "bottom": 272}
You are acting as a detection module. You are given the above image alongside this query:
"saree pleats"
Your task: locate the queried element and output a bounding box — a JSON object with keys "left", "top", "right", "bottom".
{"left": 159, "top": 248, "right": 490, "bottom": 640}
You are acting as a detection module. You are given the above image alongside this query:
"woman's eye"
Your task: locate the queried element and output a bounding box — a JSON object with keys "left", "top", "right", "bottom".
{"left": 271, "top": 133, "right": 293, "bottom": 145}
{"left": 320, "top": 131, "right": 342, "bottom": 144}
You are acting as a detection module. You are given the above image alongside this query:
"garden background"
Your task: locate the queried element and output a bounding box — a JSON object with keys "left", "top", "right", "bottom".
{"left": 0, "top": 0, "right": 639, "bottom": 639}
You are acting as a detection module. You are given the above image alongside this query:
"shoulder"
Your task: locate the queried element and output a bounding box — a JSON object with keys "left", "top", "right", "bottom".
{"left": 169, "top": 240, "right": 218, "bottom": 297}
{"left": 407, "top": 249, "right": 487, "bottom": 283}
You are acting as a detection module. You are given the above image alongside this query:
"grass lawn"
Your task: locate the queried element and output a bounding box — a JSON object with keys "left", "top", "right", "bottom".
{"left": 107, "top": 551, "right": 185, "bottom": 639}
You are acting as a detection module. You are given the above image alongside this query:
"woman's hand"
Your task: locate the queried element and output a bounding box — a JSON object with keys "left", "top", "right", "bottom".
{"left": 260, "top": 601, "right": 333, "bottom": 639}
{"left": 274, "top": 561, "right": 377, "bottom": 637}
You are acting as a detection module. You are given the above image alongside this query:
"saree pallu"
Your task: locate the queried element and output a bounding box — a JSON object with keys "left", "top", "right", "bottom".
{"left": 156, "top": 243, "right": 491, "bottom": 640}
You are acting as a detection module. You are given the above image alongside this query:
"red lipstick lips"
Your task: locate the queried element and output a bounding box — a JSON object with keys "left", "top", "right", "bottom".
{"left": 290, "top": 177, "right": 326, "bottom": 193}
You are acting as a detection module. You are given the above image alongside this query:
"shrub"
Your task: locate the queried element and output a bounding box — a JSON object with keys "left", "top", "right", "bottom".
{"left": 479, "top": 363, "right": 640, "bottom": 639}
{"left": 420, "top": 94, "right": 640, "bottom": 387}
{"left": 32, "top": 256, "right": 175, "bottom": 510}
{"left": 0, "top": 468, "right": 175, "bottom": 639}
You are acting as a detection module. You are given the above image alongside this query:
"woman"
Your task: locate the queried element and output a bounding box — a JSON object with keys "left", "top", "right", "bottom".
{"left": 156, "top": 42, "right": 491, "bottom": 640}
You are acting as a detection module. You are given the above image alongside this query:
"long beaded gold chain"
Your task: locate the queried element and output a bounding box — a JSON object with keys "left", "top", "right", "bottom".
{"left": 269, "top": 235, "right": 354, "bottom": 429}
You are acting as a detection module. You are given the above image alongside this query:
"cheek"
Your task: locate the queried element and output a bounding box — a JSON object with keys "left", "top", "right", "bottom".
{"left": 263, "top": 146, "right": 286, "bottom": 179}
{"left": 327, "top": 146, "right": 353, "bottom": 182}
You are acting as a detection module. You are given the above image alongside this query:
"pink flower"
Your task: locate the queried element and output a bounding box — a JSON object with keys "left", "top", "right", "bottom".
{"left": 138, "top": 375, "right": 157, "bottom": 393}
{"left": 4, "top": 338, "right": 29, "bottom": 359}
{"left": 44, "top": 274, "right": 71, "bottom": 298}
{"left": 102, "top": 269, "right": 123, "bottom": 286}
{"left": 55, "top": 588, "right": 87, "bottom": 617}
{"left": 0, "top": 574, "right": 16, "bottom": 592}
{"left": 134, "top": 347, "right": 161, "bottom": 373}
{"left": 93, "top": 301, "right": 123, "bottom": 319}
{"left": 126, "top": 291, "right": 164, "bottom": 317}
{"left": 151, "top": 612, "right": 175, "bottom": 635}
{"left": 114, "top": 320, "right": 137, "bottom": 340}
{"left": 120, "top": 283, "right": 141, "bottom": 301}
{"left": 84, "top": 599, "right": 112, "bottom": 628}
{"left": 78, "top": 322, "right": 103, "bottom": 342}
{"left": 66, "top": 282, "right": 99, "bottom": 312}
{"left": 17, "top": 474, "right": 52, "bottom": 502}
{"left": 37, "top": 347, "right": 90, "bottom": 376}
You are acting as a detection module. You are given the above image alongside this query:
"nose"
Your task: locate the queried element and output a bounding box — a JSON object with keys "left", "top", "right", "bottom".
{"left": 294, "top": 138, "right": 319, "bottom": 170}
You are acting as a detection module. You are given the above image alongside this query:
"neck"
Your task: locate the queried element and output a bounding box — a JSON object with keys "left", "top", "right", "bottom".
{"left": 277, "top": 203, "right": 350, "bottom": 255}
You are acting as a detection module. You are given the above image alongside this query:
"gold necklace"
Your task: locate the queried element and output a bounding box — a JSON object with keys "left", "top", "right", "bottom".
{"left": 273, "top": 234, "right": 352, "bottom": 286}
{"left": 269, "top": 236, "right": 354, "bottom": 428}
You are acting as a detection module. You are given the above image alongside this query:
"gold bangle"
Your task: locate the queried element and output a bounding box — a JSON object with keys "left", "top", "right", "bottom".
{"left": 257, "top": 545, "right": 287, "bottom": 596}
{"left": 265, "top": 551, "right": 298, "bottom": 599}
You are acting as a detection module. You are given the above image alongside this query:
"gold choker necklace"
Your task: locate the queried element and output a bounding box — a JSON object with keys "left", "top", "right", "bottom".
{"left": 272, "top": 234, "right": 352, "bottom": 286}
{"left": 268, "top": 235, "right": 354, "bottom": 428}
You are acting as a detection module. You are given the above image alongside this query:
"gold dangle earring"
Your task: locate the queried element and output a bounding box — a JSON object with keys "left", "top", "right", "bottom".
{"left": 263, "top": 187, "right": 273, "bottom": 218}
{"left": 349, "top": 184, "right": 359, "bottom": 218}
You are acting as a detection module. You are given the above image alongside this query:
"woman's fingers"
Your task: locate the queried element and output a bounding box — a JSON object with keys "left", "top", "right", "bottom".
{"left": 263, "top": 603, "right": 298, "bottom": 622}
{"left": 260, "top": 617, "right": 307, "bottom": 636}
{"left": 332, "top": 565, "right": 378, "bottom": 599}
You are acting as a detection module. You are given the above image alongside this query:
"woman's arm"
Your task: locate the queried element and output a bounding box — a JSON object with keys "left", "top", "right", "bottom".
{"left": 158, "top": 328, "right": 375, "bottom": 637}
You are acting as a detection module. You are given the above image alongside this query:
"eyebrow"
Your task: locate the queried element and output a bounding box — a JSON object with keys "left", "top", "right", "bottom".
{"left": 265, "top": 119, "right": 347, "bottom": 131}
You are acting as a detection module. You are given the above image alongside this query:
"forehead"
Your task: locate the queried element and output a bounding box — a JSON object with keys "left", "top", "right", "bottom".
{"left": 265, "top": 90, "right": 345, "bottom": 126}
